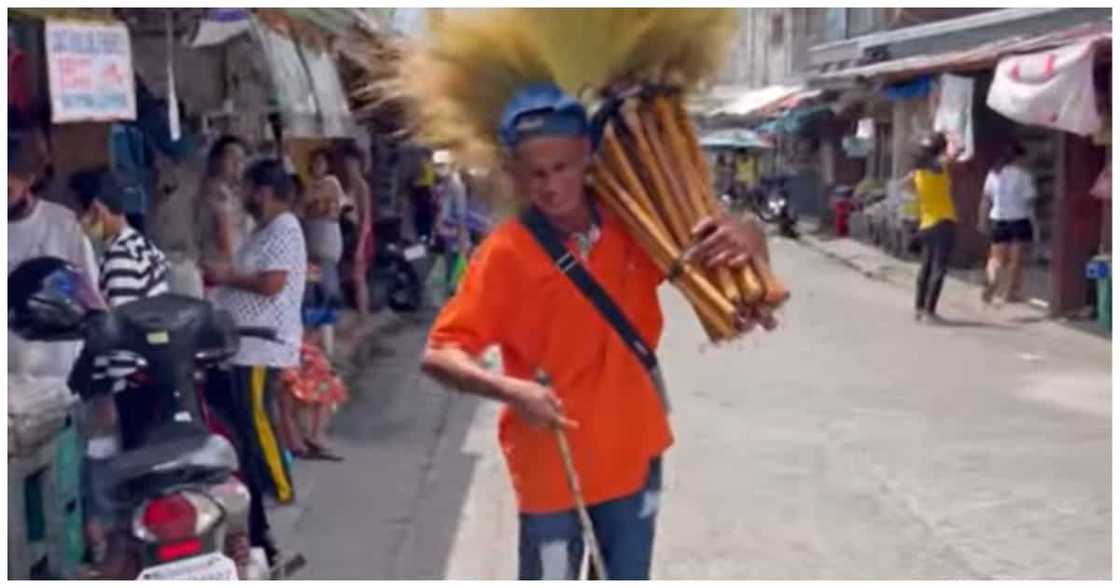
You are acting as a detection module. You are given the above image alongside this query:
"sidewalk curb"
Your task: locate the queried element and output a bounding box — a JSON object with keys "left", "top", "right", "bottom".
{"left": 793, "top": 232, "right": 1057, "bottom": 328}
{"left": 799, "top": 233, "right": 892, "bottom": 284}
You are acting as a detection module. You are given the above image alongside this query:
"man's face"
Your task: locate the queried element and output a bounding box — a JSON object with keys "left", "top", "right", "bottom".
{"left": 245, "top": 185, "right": 268, "bottom": 220}
{"left": 510, "top": 135, "right": 591, "bottom": 220}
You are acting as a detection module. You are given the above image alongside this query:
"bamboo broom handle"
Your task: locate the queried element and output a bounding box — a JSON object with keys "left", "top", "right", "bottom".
{"left": 662, "top": 98, "right": 782, "bottom": 305}
{"left": 667, "top": 97, "right": 715, "bottom": 192}
{"left": 618, "top": 105, "right": 692, "bottom": 248}
{"left": 591, "top": 168, "right": 738, "bottom": 335}
{"left": 591, "top": 162, "right": 739, "bottom": 324}
{"left": 653, "top": 97, "right": 713, "bottom": 230}
{"left": 637, "top": 103, "right": 699, "bottom": 227}
{"left": 635, "top": 103, "right": 746, "bottom": 306}
{"left": 752, "top": 257, "right": 790, "bottom": 306}
{"left": 651, "top": 97, "right": 763, "bottom": 304}
{"left": 601, "top": 125, "right": 660, "bottom": 221}
{"left": 601, "top": 192, "right": 735, "bottom": 339}
{"left": 594, "top": 180, "right": 735, "bottom": 334}
{"left": 595, "top": 186, "right": 737, "bottom": 340}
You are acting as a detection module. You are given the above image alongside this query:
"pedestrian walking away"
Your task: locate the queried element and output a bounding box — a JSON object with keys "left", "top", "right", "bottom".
{"left": 979, "top": 142, "right": 1038, "bottom": 305}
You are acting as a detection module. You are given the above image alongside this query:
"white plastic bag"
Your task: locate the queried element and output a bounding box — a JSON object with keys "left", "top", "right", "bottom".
{"left": 933, "top": 74, "right": 975, "bottom": 161}
{"left": 8, "top": 375, "right": 74, "bottom": 456}
{"left": 987, "top": 41, "right": 1101, "bottom": 137}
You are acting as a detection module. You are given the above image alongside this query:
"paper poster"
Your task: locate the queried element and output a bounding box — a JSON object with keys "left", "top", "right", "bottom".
{"left": 46, "top": 20, "right": 137, "bottom": 123}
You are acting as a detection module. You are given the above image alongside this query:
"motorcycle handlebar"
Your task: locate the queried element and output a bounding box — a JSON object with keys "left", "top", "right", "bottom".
{"left": 237, "top": 326, "right": 279, "bottom": 342}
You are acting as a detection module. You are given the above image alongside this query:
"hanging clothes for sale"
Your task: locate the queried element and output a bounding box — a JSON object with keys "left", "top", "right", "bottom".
{"left": 108, "top": 124, "right": 153, "bottom": 218}
{"left": 933, "top": 74, "right": 975, "bottom": 161}
{"left": 986, "top": 41, "right": 1103, "bottom": 137}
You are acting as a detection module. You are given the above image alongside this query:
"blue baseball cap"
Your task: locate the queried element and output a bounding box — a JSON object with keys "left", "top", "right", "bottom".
{"left": 499, "top": 83, "right": 589, "bottom": 149}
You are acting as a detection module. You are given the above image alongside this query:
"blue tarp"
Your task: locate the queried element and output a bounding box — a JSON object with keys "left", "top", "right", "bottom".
{"left": 883, "top": 75, "right": 934, "bottom": 102}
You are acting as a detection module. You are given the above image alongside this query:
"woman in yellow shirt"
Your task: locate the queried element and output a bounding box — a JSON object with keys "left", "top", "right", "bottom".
{"left": 903, "top": 133, "right": 957, "bottom": 322}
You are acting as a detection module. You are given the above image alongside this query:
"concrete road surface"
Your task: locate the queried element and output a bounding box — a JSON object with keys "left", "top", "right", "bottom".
{"left": 278, "top": 236, "right": 1110, "bottom": 580}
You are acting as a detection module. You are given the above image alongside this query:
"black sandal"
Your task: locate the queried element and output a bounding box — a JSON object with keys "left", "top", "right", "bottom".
{"left": 305, "top": 440, "right": 344, "bottom": 462}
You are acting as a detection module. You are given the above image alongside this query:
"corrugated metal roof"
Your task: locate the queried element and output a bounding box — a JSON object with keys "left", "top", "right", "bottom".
{"left": 812, "top": 21, "right": 1111, "bottom": 84}
{"left": 706, "top": 84, "right": 803, "bottom": 118}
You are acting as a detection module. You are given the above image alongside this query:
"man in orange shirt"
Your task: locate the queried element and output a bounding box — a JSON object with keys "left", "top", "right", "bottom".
{"left": 421, "top": 84, "right": 768, "bottom": 580}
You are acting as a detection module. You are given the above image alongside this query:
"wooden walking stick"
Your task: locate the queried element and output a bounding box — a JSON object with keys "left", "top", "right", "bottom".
{"left": 555, "top": 428, "right": 609, "bottom": 580}
{"left": 538, "top": 371, "right": 609, "bottom": 580}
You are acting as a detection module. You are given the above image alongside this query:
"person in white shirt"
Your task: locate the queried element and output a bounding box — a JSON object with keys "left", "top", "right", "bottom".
{"left": 203, "top": 158, "right": 306, "bottom": 566}
{"left": 8, "top": 122, "right": 101, "bottom": 379}
{"left": 980, "top": 142, "right": 1037, "bottom": 304}
{"left": 434, "top": 151, "right": 471, "bottom": 297}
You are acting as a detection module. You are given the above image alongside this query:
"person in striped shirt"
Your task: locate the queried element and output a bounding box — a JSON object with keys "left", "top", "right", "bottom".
{"left": 68, "top": 167, "right": 173, "bottom": 570}
{"left": 72, "top": 168, "right": 171, "bottom": 441}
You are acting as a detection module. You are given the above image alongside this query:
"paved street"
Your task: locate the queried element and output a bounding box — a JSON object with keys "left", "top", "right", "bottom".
{"left": 276, "top": 235, "right": 1111, "bottom": 580}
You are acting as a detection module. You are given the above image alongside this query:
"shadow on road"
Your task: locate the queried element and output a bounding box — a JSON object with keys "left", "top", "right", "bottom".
{"left": 926, "top": 317, "right": 1009, "bottom": 329}
{"left": 288, "top": 307, "right": 483, "bottom": 579}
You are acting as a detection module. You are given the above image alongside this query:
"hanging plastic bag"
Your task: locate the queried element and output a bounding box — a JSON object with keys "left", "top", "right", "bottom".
{"left": 933, "top": 74, "right": 975, "bottom": 161}
{"left": 987, "top": 41, "right": 1102, "bottom": 137}
{"left": 450, "top": 253, "right": 469, "bottom": 293}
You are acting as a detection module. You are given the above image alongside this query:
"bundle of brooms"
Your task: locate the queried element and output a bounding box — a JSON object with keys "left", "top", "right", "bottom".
{"left": 383, "top": 8, "right": 788, "bottom": 342}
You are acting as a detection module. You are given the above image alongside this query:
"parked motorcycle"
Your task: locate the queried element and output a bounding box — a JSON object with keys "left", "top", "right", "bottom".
{"left": 748, "top": 175, "right": 799, "bottom": 239}
{"left": 341, "top": 215, "right": 427, "bottom": 314}
{"left": 9, "top": 257, "right": 283, "bottom": 580}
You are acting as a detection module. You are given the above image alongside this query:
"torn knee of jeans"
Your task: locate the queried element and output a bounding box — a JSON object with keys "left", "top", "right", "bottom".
{"left": 639, "top": 488, "right": 661, "bottom": 519}
{"left": 539, "top": 539, "right": 571, "bottom": 578}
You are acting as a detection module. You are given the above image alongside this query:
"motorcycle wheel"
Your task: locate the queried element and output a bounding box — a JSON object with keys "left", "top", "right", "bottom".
{"left": 383, "top": 258, "right": 423, "bottom": 313}
{"left": 754, "top": 195, "right": 779, "bottom": 223}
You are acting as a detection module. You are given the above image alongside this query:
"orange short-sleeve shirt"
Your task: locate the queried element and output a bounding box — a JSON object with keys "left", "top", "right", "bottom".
{"left": 428, "top": 205, "right": 674, "bottom": 514}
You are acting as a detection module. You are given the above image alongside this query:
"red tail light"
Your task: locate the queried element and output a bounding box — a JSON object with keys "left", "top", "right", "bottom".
{"left": 157, "top": 538, "right": 203, "bottom": 562}
{"left": 141, "top": 494, "right": 197, "bottom": 543}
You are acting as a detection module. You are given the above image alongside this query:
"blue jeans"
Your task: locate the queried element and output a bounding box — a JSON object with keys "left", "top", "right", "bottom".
{"left": 518, "top": 458, "right": 662, "bottom": 580}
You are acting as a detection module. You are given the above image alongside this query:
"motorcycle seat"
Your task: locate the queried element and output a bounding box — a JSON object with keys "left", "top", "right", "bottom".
{"left": 99, "top": 422, "right": 239, "bottom": 501}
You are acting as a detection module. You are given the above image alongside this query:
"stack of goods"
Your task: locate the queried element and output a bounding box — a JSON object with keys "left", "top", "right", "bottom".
{"left": 383, "top": 8, "right": 789, "bottom": 341}
{"left": 590, "top": 91, "right": 788, "bottom": 340}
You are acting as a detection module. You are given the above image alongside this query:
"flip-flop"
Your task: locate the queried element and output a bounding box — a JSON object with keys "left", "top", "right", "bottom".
{"left": 305, "top": 441, "right": 344, "bottom": 462}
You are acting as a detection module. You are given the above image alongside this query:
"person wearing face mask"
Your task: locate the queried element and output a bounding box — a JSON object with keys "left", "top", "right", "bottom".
{"left": 8, "top": 119, "right": 101, "bottom": 379}
{"left": 72, "top": 168, "right": 171, "bottom": 311}
{"left": 203, "top": 159, "right": 306, "bottom": 567}
{"left": 69, "top": 167, "right": 172, "bottom": 573}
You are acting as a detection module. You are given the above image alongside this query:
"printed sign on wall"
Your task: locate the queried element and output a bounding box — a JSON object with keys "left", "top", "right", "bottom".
{"left": 46, "top": 20, "right": 137, "bottom": 123}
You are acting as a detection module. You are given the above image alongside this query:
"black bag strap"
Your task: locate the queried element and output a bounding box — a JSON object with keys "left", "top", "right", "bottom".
{"left": 520, "top": 205, "right": 660, "bottom": 375}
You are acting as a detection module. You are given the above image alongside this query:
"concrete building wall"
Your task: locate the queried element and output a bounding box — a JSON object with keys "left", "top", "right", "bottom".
{"left": 719, "top": 8, "right": 799, "bottom": 89}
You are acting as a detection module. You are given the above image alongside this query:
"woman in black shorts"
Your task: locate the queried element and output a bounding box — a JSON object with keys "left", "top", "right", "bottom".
{"left": 980, "top": 143, "right": 1037, "bottom": 304}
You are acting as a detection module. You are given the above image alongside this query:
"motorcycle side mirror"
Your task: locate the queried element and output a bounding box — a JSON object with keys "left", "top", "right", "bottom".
{"left": 8, "top": 256, "right": 106, "bottom": 342}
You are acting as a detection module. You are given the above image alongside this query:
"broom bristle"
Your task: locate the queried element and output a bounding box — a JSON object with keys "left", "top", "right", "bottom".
{"left": 379, "top": 8, "right": 738, "bottom": 172}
